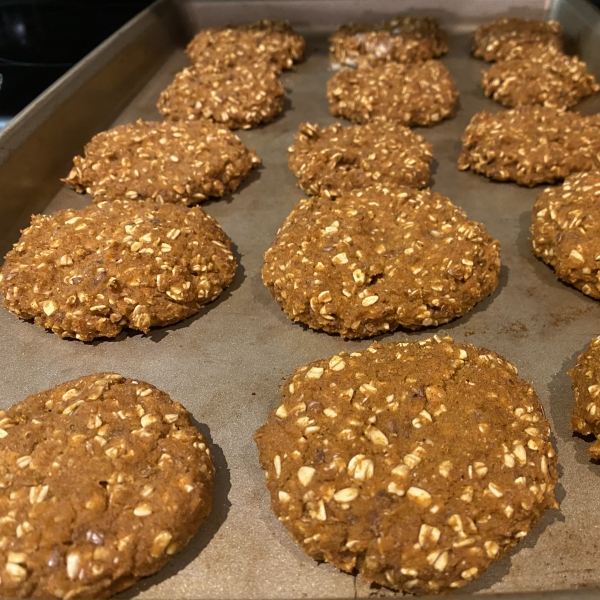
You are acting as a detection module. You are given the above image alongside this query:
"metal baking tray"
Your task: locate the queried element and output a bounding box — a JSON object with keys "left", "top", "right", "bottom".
{"left": 1, "top": 0, "right": 600, "bottom": 598}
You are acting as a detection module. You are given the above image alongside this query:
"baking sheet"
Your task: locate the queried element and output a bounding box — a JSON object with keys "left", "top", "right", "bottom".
{"left": 2, "top": 1, "right": 600, "bottom": 598}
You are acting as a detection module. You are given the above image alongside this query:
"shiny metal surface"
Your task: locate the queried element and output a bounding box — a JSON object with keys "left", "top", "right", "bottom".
{"left": 1, "top": 1, "right": 600, "bottom": 598}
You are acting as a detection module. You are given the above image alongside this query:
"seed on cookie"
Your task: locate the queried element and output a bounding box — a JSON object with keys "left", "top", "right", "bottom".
{"left": 0, "top": 200, "right": 236, "bottom": 341}
{"left": 327, "top": 61, "right": 458, "bottom": 127}
{"left": 472, "top": 17, "right": 563, "bottom": 62}
{"left": 458, "top": 106, "right": 600, "bottom": 187}
{"left": 157, "top": 64, "right": 285, "bottom": 130}
{"left": 0, "top": 373, "right": 214, "bottom": 599}
{"left": 261, "top": 186, "right": 501, "bottom": 338}
{"left": 287, "top": 121, "right": 433, "bottom": 196}
{"left": 255, "top": 336, "right": 558, "bottom": 594}
{"left": 530, "top": 171, "right": 600, "bottom": 298}
{"left": 63, "top": 119, "right": 261, "bottom": 205}
{"left": 329, "top": 16, "right": 448, "bottom": 68}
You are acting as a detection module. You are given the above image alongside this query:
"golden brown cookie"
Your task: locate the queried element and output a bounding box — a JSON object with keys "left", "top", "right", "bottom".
{"left": 458, "top": 106, "right": 600, "bottom": 186}
{"left": 472, "top": 18, "right": 562, "bottom": 62}
{"left": 261, "top": 187, "right": 501, "bottom": 338}
{"left": 0, "top": 373, "right": 214, "bottom": 599}
{"left": 531, "top": 171, "right": 600, "bottom": 298}
{"left": 0, "top": 200, "right": 236, "bottom": 341}
{"left": 327, "top": 61, "right": 458, "bottom": 127}
{"left": 329, "top": 16, "right": 448, "bottom": 68}
{"left": 287, "top": 121, "right": 433, "bottom": 196}
{"left": 255, "top": 336, "right": 558, "bottom": 594}
{"left": 63, "top": 119, "right": 261, "bottom": 205}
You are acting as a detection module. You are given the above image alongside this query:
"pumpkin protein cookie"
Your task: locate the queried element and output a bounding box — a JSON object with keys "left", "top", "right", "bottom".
{"left": 570, "top": 336, "right": 600, "bottom": 460}
{"left": 530, "top": 171, "right": 600, "bottom": 298}
{"left": 255, "top": 336, "right": 558, "bottom": 594}
{"left": 63, "top": 119, "right": 261, "bottom": 205}
{"left": 472, "top": 17, "right": 563, "bottom": 62}
{"left": 481, "top": 47, "right": 599, "bottom": 110}
{"left": 457, "top": 106, "right": 600, "bottom": 187}
{"left": 0, "top": 200, "right": 236, "bottom": 341}
{"left": 261, "top": 187, "right": 500, "bottom": 338}
{"left": 0, "top": 373, "right": 214, "bottom": 599}
{"left": 157, "top": 64, "right": 285, "bottom": 130}
{"left": 287, "top": 121, "right": 433, "bottom": 196}
{"left": 327, "top": 61, "right": 458, "bottom": 127}
{"left": 186, "top": 20, "right": 305, "bottom": 73}
{"left": 329, "top": 16, "right": 448, "bottom": 68}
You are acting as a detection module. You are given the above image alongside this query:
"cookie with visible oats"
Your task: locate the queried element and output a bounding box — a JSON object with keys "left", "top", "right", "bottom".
{"left": 261, "top": 187, "right": 500, "bottom": 338}
{"left": 0, "top": 373, "right": 214, "bottom": 599}
{"left": 329, "top": 16, "right": 448, "bottom": 68}
{"left": 63, "top": 119, "right": 261, "bottom": 205}
{"left": 157, "top": 64, "right": 285, "bottom": 130}
{"left": 472, "top": 18, "right": 562, "bottom": 62}
{"left": 287, "top": 121, "right": 433, "bottom": 196}
{"left": 0, "top": 200, "right": 236, "bottom": 341}
{"left": 186, "top": 21, "right": 305, "bottom": 72}
{"left": 569, "top": 336, "right": 600, "bottom": 460}
{"left": 482, "top": 47, "right": 599, "bottom": 110}
{"left": 530, "top": 171, "right": 600, "bottom": 298}
{"left": 458, "top": 106, "right": 600, "bottom": 186}
{"left": 255, "top": 336, "right": 558, "bottom": 594}
{"left": 327, "top": 61, "right": 458, "bottom": 127}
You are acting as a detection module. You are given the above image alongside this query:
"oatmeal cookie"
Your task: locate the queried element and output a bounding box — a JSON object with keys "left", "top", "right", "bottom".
{"left": 458, "top": 106, "right": 600, "bottom": 186}
{"left": 0, "top": 373, "right": 214, "bottom": 599}
{"left": 261, "top": 187, "right": 501, "bottom": 338}
{"left": 482, "top": 47, "right": 599, "bottom": 109}
{"left": 327, "top": 61, "right": 458, "bottom": 127}
{"left": 287, "top": 121, "right": 433, "bottom": 196}
{"left": 0, "top": 200, "right": 236, "bottom": 341}
{"left": 329, "top": 16, "right": 448, "bottom": 68}
{"left": 531, "top": 171, "right": 600, "bottom": 298}
{"left": 186, "top": 20, "right": 305, "bottom": 72}
{"left": 157, "top": 64, "right": 285, "bottom": 129}
{"left": 255, "top": 336, "right": 558, "bottom": 594}
{"left": 472, "top": 18, "right": 563, "bottom": 62}
{"left": 63, "top": 119, "right": 261, "bottom": 205}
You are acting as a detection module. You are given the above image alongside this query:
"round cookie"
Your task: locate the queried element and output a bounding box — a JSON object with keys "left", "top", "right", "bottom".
{"left": 63, "top": 119, "right": 261, "bottom": 205}
{"left": 327, "top": 61, "right": 459, "bottom": 127}
{"left": 254, "top": 336, "right": 558, "bottom": 594}
{"left": 261, "top": 187, "right": 501, "bottom": 338}
{"left": 157, "top": 64, "right": 285, "bottom": 130}
{"left": 0, "top": 200, "right": 236, "bottom": 341}
{"left": 287, "top": 121, "right": 433, "bottom": 196}
{"left": 472, "top": 18, "right": 563, "bottom": 62}
{"left": 329, "top": 16, "right": 448, "bottom": 68}
{"left": 0, "top": 373, "right": 214, "bottom": 599}
{"left": 530, "top": 170, "right": 600, "bottom": 298}
{"left": 482, "top": 48, "right": 599, "bottom": 110}
{"left": 186, "top": 21, "right": 305, "bottom": 72}
{"left": 457, "top": 106, "right": 600, "bottom": 187}
{"left": 569, "top": 336, "right": 600, "bottom": 460}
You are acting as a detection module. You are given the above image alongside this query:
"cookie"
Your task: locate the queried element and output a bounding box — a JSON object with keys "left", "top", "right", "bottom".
{"left": 287, "top": 121, "right": 433, "bottom": 196}
{"left": 63, "top": 119, "right": 261, "bottom": 205}
{"left": 457, "top": 106, "right": 600, "bottom": 187}
{"left": 327, "top": 61, "right": 458, "bottom": 127}
{"left": 482, "top": 48, "right": 599, "bottom": 109}
{"left": 255, "top": 336, "right": 558, "bottom": 594}
{"left": 157, "top": 64, "right": 285, "bottom": 130}
{"left": 261, "top": 187, "right": 500, "bottom": 338}
{"left": 186, "top": 21, "right": 305, "bottom": 73}
{"left": 530, "top": 171, "right": 600, "bottom": 298}
{"left": 472, "top": 18, "right": 563, "bottom": 62}
{"left": 329, "top": 16, "right": 448, "bottom": 68}
{"left": 570, "top": 336, "right": 600, "bottom": 460}
{"left": 0, "top": 200, "right": 236, "bottom": 341}
{"left": 0, "top": 373, "right": 214, "bottom": 599}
